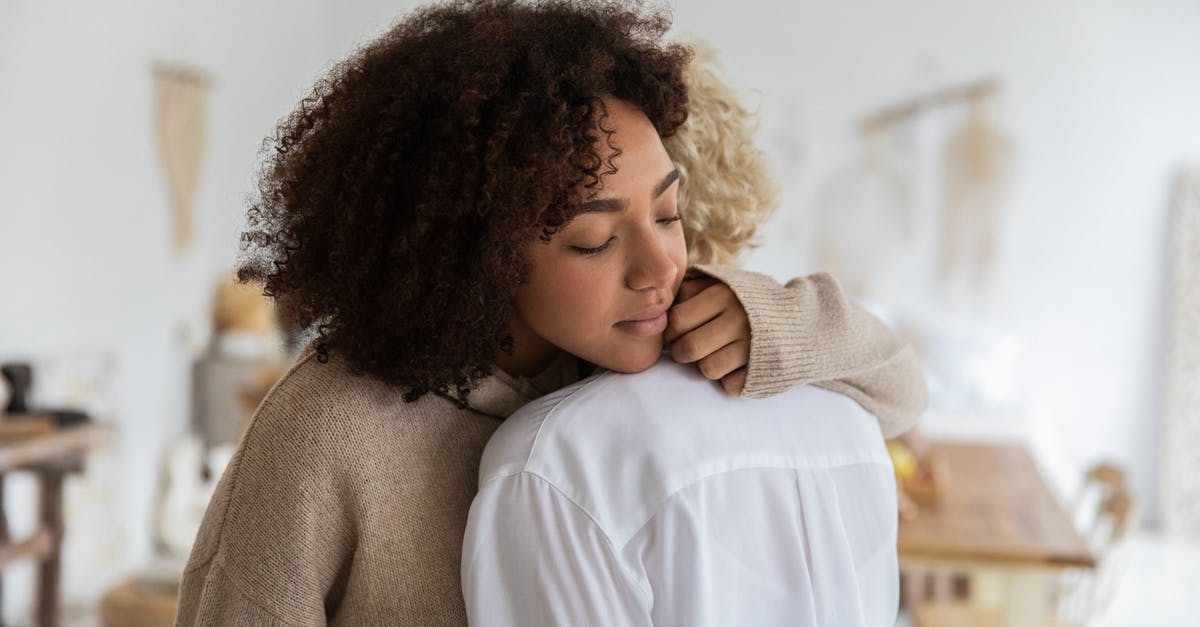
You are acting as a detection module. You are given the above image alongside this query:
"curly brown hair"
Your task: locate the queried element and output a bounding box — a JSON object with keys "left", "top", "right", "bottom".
{"left": 238, "top": 0, "right": 691, "bottom": 404}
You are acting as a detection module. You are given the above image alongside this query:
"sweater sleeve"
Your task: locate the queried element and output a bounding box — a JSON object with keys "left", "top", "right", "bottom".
{"left": 175, "top": 402, "right": 358, "bottom": 626}
{"left": 176, "top": 552, "right": 309, "bottom": 627}
{"left": 690, "top": 264, "right": 928, "bottom": 439}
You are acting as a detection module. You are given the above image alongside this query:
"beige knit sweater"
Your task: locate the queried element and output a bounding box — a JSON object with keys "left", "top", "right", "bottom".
{"left": 175, "top": 266, "right": 927, "bottom": 626}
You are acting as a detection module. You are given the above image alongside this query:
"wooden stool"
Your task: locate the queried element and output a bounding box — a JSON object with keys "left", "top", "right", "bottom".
{"left": 98, "top": 578, "right": 178, "bottom": 627}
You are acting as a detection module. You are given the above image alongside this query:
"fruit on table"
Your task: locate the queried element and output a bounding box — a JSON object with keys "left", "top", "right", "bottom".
{"left": 888, "top": 440, "right": 917, "bottom": 480}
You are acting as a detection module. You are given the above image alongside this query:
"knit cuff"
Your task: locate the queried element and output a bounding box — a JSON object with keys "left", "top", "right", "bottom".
{"left": 689, "top": 264, "right": 857, "bottom": 399}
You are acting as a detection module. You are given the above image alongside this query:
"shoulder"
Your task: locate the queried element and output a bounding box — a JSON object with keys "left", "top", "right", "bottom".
{"left": 188, "top": 345, "right": 488, "bottom": 591}
{"left": 229, "top": 344, "right": 505, "bottom": 506}
{"left": 188, "top": 350, "right": 388, "bottom": 541}
{"left": 252, "top": 347, "right": 406, "bottom": 430}
{"left": 478, "top": 371, "right": 607, "bottom": 484}
{"left": 479, "top": 357, "right": 890, "bottom": 544}
{"left": 241, "top": 346, "right": 474, "bottom": 462}
{"left": 478, "top": 358, "right": 708, "bottom": 482}
{"left": 192, "top": 346, "right": 466, "bottom": 546}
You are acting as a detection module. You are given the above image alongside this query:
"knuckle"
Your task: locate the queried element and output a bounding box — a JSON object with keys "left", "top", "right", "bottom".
{"left": 675, "top": 337, "right": 699, "bottom": 362}
{"left": 666, "top": 310, "right": 686, "bottom": 334}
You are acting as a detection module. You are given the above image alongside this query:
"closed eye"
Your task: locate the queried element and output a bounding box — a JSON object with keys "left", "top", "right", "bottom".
{"left": 571, "top": 215, "right": 680, "bottom": 256}
{"left": 571, "top": 236, "right": 616, "bottom": 255}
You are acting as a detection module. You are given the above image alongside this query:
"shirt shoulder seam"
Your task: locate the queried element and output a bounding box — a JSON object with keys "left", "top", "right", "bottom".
{"left": 494, "top": 372, "right": 614, "bottom": 480}
{"left": 485, "top": 469, "right": 653, "bottom": 601}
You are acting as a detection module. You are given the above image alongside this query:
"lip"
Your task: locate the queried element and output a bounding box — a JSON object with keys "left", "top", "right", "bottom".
{"left": 614, "top": 306, "right": 670, "bottom": 337}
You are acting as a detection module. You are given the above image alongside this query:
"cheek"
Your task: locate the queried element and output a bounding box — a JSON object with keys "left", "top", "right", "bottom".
{"left": 673, "top": 230, "right": 688, "bottom": 265}
{"left": 667, "top": 229, "right": 689, "bottom": 289}
{"left": 521, "top": 257, "right": 615, "bottom": 335}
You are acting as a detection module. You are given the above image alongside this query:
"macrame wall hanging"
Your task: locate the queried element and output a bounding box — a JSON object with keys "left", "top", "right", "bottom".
{"left": 815, "top": 79, "right": 1022, "bottom": 412}
{"left": 1163, "top": 166, "right": 1200, "bottom": 539}
{"left": 939, "top": 85, "right": 1015, "bottom": 312}
{"left": 153, "top": 63, "right": 212, "bottom": 256}
{"left": 818, "top": 78, "right": 1015, "bottom": 317}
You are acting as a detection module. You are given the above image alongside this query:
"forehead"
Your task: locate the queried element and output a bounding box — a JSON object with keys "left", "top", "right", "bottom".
{"left": 589, "top": 100, "right": 673, "bottom": 195}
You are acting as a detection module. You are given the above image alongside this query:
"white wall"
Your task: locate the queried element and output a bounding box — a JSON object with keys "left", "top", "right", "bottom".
{"left": 1, "top": 0, "right": 329, "bottom": 618}
{"left": 663, "top": 0, "right": 1200, "bottom": 523}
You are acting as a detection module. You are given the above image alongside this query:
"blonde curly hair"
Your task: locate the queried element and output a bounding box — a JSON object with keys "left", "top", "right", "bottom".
{"left": 666, "top": 37, "right": 781, "bottom": 266}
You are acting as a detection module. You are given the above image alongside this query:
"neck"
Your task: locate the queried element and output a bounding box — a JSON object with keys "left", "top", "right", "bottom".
{"left": 494, "top": 315, "right": 560, "bottom": 379}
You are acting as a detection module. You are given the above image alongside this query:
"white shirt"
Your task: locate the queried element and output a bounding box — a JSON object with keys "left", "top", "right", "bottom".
{"left": 462, "top": 357, "right": 898, "bottom": 627}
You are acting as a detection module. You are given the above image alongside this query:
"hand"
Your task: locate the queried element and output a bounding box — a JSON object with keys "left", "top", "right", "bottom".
{"left": 664, "top": 276, "right": 751, "bottom": 396}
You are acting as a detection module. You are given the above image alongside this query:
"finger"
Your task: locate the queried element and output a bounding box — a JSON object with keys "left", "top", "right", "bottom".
{"left": 674, "top": 280, "right": 703, "bottom": 304}
{"left": 720, "top": 367, "right": 748, "bottom": 397}
{"left": 665, "top": 283, "right": 734, "bottom": 343}
{"left": 674, "top": 277, "right": 717, "bottom": 305}
{"left": 695, "top": 340, "right": 750, "bottom": 381}
{"left": 669, "top": 310, "right": 748, "bottom": 364}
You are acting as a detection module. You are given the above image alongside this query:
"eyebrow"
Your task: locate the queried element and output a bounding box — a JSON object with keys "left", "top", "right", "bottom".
{"left": 579, "top": 168, "right": 680, "bottom": 214}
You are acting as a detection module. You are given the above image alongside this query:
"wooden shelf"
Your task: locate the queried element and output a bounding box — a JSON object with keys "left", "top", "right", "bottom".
{"left": 0, "top": 417, "right": 114, "bottom": 626}
{"left": 0, "top": 420, "right": 113, "bottom": 471}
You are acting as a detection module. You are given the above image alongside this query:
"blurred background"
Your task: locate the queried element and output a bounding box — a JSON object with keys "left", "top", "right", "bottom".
{"left": 1, "top": 0, "right": 1198, "bottom": 625}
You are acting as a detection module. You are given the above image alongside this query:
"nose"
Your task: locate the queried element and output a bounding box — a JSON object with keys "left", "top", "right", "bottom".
{"left": 624, "top": 225, "right": 678, "bottom": 293}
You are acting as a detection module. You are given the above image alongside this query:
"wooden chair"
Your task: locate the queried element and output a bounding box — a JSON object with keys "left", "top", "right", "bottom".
{"left": 1055, "top": 462, "right": 1135, "bottom": 626}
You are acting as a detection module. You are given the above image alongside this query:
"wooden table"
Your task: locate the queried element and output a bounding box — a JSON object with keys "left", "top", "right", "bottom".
{"left": 0, "top": 420, "right": 112, "bottom": 627}
{"left": 898, "top": 440, "right": 1096, "bottom": 627}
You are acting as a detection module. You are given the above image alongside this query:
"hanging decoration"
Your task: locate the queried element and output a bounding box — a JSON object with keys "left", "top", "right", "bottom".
{"left": 153, "top": 63, "right": 212, "bottom": 256}
{"left": 939, "top": 83, "right": 1015, "bottom": 312}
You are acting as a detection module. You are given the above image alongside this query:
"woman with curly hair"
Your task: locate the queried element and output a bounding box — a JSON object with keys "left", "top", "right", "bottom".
{"left": 177, "top": 2, "right": 925, "bottom": 625}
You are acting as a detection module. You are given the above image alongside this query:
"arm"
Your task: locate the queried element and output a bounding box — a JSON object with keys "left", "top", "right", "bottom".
{"left": 462, "top": 473, "right": 650, "bottom": 627}
{"left": 685, "top": 264, "right": 927, "bottom": 438}
{"left": 176, "top": 409, "right": 356, "bottom": 626}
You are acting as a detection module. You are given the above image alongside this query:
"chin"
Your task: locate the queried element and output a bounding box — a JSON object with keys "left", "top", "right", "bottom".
{"left": 595, "top": 339, "right": 663, "bottom": 374}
